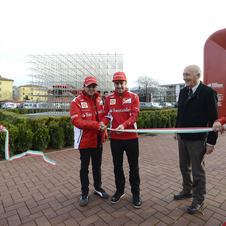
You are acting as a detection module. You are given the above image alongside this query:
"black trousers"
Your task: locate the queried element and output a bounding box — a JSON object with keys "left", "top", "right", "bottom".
{"left": 79, "top": 135, "right": 102, "bottom": 196}
{"left": 110, "top": 138, "right": 140, "bottom": 196}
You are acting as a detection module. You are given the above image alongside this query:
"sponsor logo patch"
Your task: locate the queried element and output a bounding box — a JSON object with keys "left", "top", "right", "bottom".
{"left": 110, "top": 99, "right": 116, "bottom": 105}
{"left": 81, "top": 102, "right": 88, "bottom": 108}
{"left": 86, "top": 113, "right": 92, "bottom": 117}
{"left": 123, "top": 98, "right": 131, "bottom": 104}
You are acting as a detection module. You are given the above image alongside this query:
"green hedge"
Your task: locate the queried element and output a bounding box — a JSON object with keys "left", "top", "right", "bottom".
{"left": 32, "top": 124, "right": 50, "bottom": 150}
{"left": 137, "top": 109, "right": 177, "bottom": 129}
{"left": 0, "top": 110, "right": 72, "bottom": 157}
{"left": 0, "top": 108, "right": 177, "bottom": 157}
{"left": 49, "top": 121, "right": 65, "bottom": 149}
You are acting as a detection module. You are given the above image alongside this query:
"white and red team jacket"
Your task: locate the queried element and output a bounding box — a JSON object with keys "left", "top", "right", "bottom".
{"left": 70, "top": 90, "right": 106, "bottom": 149}
{"left": 102, "top": 88, "right": 140, "bottom": 140}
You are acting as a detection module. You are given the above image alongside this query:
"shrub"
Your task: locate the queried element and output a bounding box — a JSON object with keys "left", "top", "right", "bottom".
{"left": 137, "top": 109, "right": 178, "bottom": 129}
{"left": 6, "top": 108, "right": 20, "bottom": 114}
{"left": 136, "top": 114, "right": 144, "bottom": 129}
{"left": 15, "top": 124, "right": 33, "bottom": 153}
{"left": 0, "top": 122, "right": 19, "bottom": 157}
{"left": 19, "top": 108, "right": 28, "bottom": 114}
{"left": 62, "top": 121, "right": 74, "bottom": 146}
{"left": 158, "top": 114, "right": 168, "bottom": 128}
{"left": 30, "top": 116, "right": 50, "bottom": 131}
{"left": 32, "top": 124, "right": 50, "bottom": 150}
{"left": 0, "top": 108, "right": 178, "bottom": 154}
{"left": 170, "top": 111, "right": 177, "bottom": 127}
{"left": 49, "top": 121, "right": 65, "bottom": 149}
{"left": 151, "top": 113, "right": 158, "bottom": 128}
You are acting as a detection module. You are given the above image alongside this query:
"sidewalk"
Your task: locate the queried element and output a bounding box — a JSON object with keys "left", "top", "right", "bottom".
{"left": 1, "top": 133, "right": 226, "bottom": 226}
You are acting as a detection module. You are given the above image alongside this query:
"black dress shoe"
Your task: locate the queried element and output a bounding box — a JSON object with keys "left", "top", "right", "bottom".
{"left": 174, "top": 191, "right": 193, "bottom": 200}
{"left": 111, "top": 191, "right": 125, "bottom": 203}
{"left": 187, "top": 202, "right": 204, "bottom": 214}
{"left": 133, "top": 195, "right": 142, "bottom": 208}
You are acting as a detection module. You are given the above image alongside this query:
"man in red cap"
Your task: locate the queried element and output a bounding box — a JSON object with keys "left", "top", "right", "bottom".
{"left": 101, "top": 72, "right": 142, "bottom": 208}
{"left": 70, "top": 76, "right": 109, "bottom": 206}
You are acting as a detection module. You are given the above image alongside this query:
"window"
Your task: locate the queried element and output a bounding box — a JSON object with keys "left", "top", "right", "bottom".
{"left": 23, "top": 92, "right": 25, "bottom": 95}
{"left": 0, "top": 88, "right": 1, "bottom": 91}
{"left": 0, "top": 82, "right": 2, "bottom": 85}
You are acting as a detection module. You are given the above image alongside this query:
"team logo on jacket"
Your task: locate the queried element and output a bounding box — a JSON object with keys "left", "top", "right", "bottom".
{"left": 81, "top": 102, "right": 88, "bottom": 108}
{"left": 123, "top": 98, "right": 131, "bottom": 104}
{"left": 98, "top": 99, "right": 103, "bottom": 105}
{"left": 110, "top": 99, "right": 116, "bottom": 105}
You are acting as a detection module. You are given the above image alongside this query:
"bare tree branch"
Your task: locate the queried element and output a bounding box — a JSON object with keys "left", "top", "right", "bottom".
{"left": 133, "top": 75, "right": 159, "bottom": 101}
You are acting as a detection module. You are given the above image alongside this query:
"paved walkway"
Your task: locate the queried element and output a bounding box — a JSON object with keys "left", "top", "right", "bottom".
{"left": 1, "top": 133, "right": 226, "bottom": 226}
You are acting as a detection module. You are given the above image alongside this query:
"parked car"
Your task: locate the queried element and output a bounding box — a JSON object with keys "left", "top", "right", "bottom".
{"left": 160, "top": 102, "right": 174, "bottom": 108}
{"left": 5, "top": 103, "right": 17, "bottom": 109}
{"left": 2, "top": 102, "right": 17, "bottom": 109}
{"left": 150, "top": 102, "right": 163, "bottom": 109}
{"left": 140, "top": 102, "right": 152, "bottom": 108}
{"left": 23, "top": 103, "right": 37, "bottom": 109}
{"left": 17, "top": 103, "right": 24, "bottom": 108}
{"left": 36, "top": 102, "right": 51, "bottom": 109}
{"left": 140, "top": 102, "right": 163, "bottom": 109}
{"left": 171, "top": 102, "right": 178, "bottom": 108}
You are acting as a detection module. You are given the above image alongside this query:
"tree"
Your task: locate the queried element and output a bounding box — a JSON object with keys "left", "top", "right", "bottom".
{"left": 13, "top": 86, "right": 19, "bottom": 100}
{"left": 134, "top": 75, "right": 159, "bottom": 102}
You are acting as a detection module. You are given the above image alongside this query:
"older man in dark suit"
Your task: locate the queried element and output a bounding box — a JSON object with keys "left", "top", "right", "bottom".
{"left": 173, "top": 65, "right": 218, "bottom": 214}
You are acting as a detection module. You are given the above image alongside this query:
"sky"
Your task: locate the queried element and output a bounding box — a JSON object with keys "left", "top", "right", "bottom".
{"left": 0, "top": 0, "right": 226, "bottom": 88}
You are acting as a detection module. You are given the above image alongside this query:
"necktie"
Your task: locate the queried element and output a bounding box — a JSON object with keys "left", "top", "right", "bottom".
{"left": 188, "top": 88, "right": 193, "bottom": 99}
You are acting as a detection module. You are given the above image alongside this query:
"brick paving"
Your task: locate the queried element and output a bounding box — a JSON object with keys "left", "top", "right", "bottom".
{"left": 1, "top": 133, "right": 226, "bottom": 226}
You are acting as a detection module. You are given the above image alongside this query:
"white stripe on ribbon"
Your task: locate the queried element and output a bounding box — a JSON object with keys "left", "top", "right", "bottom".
{"left": 108, "top": 127, "right": 213, "bottom": 134}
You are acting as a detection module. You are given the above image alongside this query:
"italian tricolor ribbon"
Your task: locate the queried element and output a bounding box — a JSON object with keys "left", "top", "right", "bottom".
{"left": 108, "top": 127, "right": 214, "bottom": 133}
{"left": 2, "top": 127, "right": 56, "bottom": 166}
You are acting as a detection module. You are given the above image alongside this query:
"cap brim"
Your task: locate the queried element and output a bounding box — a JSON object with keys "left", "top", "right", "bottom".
{"left": 112, "top": 79, "right": 127, "bottom": 82}
{"left": 84, "top": 83, "right": 98, "bottom": 86}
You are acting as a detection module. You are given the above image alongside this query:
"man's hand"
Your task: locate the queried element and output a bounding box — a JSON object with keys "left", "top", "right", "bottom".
{"left": 173, "top": 133, "right": 178, "bottom": 141}
{"left": 222, "top": 123, "right": 226, "bottom": 133}
{"left": 99, "top": 122, "right": 107, "bottom": 131}
{"left": 213, "top": 121, "right": 222, "bottom": 132}
{"left": 206, "top": 144, "right": 215, "bottom": 155}
{"left": 115, "top": 125, "right": 124, "bottom": 134}
{"left": 0, "top": 125, "right": 3, "bottom": 132}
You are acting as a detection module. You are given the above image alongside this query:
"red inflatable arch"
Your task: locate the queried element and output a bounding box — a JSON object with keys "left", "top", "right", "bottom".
{"left": 204, "top": 28, "right": 226, "bottom": 118}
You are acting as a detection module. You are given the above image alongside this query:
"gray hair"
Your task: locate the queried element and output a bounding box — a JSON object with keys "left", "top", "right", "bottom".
{"left": 193, "top": 66, "right": 201, "bottom": 75}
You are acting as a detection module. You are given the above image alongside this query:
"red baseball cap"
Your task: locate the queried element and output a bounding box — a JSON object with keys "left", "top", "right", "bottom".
{"left": 84, "top": 76, "right": 98, "bottom": 86}
{"left": 112, "top": 72, "right": 127, "bottom": 82}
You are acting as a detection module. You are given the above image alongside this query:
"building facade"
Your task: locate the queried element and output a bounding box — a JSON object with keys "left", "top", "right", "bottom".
{"left": 0, "top": 76, "right": 14, "bottom": 101}
{"left": 19, "top": 85, "right": 48, "bottom": 101}
{"left": 158, "top": 83, "right": 185, "bottom": 102}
